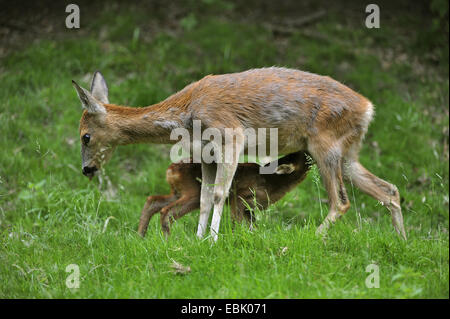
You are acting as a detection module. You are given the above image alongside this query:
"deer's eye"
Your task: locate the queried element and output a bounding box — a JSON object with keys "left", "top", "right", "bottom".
{"left": 82, "top": 134, "right": 91, "bottom": 145}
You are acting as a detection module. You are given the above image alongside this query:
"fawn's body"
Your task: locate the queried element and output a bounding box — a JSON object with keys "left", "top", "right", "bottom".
{"left": 137, "top": 151, "right": 311, "bottom": 237}
{"left": 74, "top": 67, "right": 406, "bottom": 241}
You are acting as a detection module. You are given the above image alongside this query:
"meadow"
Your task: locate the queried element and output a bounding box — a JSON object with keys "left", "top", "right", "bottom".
{"left": 0, "top": 1, "right": 448, "bottom": 298}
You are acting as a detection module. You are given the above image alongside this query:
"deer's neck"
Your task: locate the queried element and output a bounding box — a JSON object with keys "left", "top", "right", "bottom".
{"left": 104, "top": 83, "right": 196, "bottom": 145}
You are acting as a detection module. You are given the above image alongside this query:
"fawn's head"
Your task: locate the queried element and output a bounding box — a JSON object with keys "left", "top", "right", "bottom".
{"left": 274, "top": 151, "right": 311, "bottom": 175}
{"left": 73, "top": 72, "right": 117, "bottom": 179}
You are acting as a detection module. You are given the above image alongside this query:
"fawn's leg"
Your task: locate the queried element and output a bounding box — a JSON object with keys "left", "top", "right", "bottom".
{"left": 229, "top": 192, "right": 255, "bottom": 231}
{"left": 138, "top": 194, "right": 176, "bottom": 237}
{"left": 161, "top": 196, "right": 200, "bottom": 232}
{"left": 230, "top": 188, "right": 245, "bottom": 224}
{"left": 243, "top": 209, "right": 257, "bottom": 231}
{"left": 241, "top": 194, "right": 262, "bottom": 230}
{"left": 237, "top": 196, "right": 257, "bottom": 231}
{"left": 197, "top": 162, "right": 216, "bottom": 238}
{"left": 160, "top": 196, "right": 196, "bottom": 236}
{"left": 159, "top": 200, "right": 181, "bottom": 236}
{"left": 343, "top": 159, "right": 406, "bottom": 240}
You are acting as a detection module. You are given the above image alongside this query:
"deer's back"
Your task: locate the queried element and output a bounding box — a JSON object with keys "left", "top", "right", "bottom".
{"left": 189, "top": 67, "right": 372, "bottom": 153}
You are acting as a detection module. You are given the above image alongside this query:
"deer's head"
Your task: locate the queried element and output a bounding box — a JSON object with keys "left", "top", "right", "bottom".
{"left": 73, "top": 72, "right": 117, "bottom": 179}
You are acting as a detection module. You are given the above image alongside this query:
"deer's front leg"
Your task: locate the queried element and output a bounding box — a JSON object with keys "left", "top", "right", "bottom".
{"left": 210, "top": 161, "right": 239, "bottom": 241}
{"left": 210, "top": 131, "right": 244, "bottom": 241}
{"left": 197, "top": 162, "right": 216, "bottom": 238}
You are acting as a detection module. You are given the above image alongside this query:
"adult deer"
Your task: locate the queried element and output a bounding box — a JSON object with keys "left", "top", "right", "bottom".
{"left": 73, "top": 68, "right": 406, "bottom": 241}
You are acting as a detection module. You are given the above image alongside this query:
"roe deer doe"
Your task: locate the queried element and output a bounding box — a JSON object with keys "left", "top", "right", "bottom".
{"left": 137, "top": 151, "right": 311, "bottom": 237}
{"left": 73, "top": 67, "right": 406, "bottom": 241}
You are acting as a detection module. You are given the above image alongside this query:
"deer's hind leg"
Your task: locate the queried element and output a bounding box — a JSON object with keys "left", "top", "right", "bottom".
{"left": 138, "top": 194, "right": 177, "bottom": 237}
{"left": 309, "top": 140, "right": 351, "bottom": 236}
{"left": 343, "top": 146, "right": 406, "bottom": 240}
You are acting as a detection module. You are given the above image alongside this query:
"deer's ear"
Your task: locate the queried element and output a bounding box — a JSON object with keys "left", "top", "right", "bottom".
{"left": 90, "top": 71, "right": 109, "bottom": 104}
{"left": 275, "top": 163, "right": 295, "bottom": 174}
{"left": 72, "top": 80, "right": 106, "bottom": 114}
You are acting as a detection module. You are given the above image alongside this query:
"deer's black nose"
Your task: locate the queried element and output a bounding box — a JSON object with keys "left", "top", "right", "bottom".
{"left": 82, "top": 166, "right": 98, "bottom": 176}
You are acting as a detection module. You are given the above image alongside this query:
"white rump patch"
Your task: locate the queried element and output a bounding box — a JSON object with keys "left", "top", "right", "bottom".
{"left": 362, "top": 101, "right": 375, "bottom": 130}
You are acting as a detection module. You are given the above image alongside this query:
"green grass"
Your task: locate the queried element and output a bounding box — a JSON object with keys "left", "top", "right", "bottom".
{"left": 0, "top": 2, "right": 448, "bottom": 298}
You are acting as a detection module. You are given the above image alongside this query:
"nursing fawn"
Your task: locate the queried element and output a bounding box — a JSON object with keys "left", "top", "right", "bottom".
{"left": 73, "top": 68, "right": 406, "bottom": 241}
{"left": 137, "top": 151, "right": 311, "bottom": 237}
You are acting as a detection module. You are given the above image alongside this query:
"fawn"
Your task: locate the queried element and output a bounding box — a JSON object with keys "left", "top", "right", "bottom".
{"left": 137, "top": 151, "right": 311, "bottom": 237}
{"left": 73, "top": 67, "right": 406, "bottom": 241}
